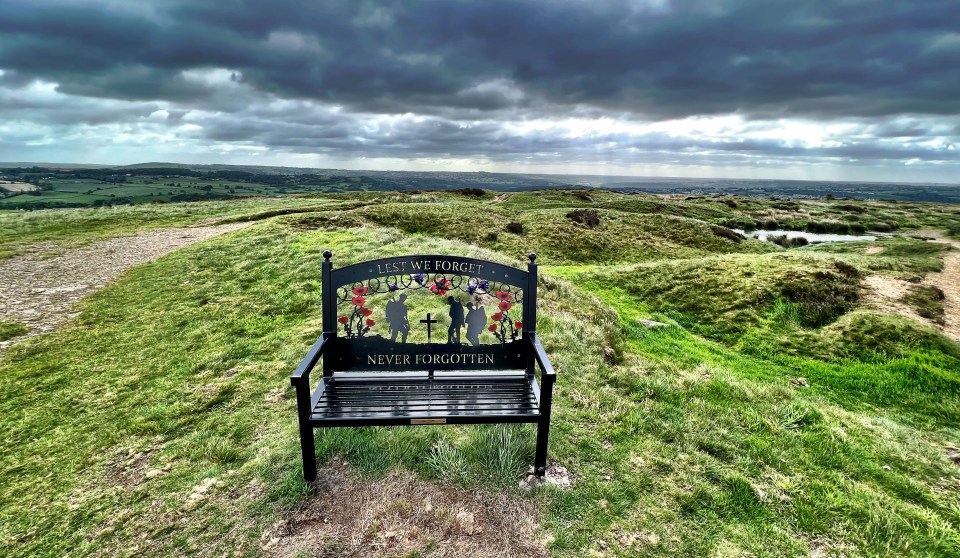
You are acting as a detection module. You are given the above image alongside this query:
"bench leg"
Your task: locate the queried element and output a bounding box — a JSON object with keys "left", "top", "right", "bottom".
{"left": 298, "top": 421, "right": 317, "bottom": 482}
{"left": 534, "top": 375, "right": 555, "bottom": 477}
{"left": 534, "top": 418, "right": 550, "bottom": 477}
{"left": 294, "top": 382, "right": 318, "bottom": 482}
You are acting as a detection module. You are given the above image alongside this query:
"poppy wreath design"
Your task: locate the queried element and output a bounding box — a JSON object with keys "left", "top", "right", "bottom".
{"left": 339, "top": 286, "right": 375, "bottom": 338}
{"left": 487, "top": 290, "right": 521, "bottom": 343}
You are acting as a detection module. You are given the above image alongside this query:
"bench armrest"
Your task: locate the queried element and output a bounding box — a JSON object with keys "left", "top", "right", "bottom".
{"left": 290, "top": 332, "right": 330, "bottom": 387}
{"left": 530, "top": 334, "right": 556, "bottom": 378}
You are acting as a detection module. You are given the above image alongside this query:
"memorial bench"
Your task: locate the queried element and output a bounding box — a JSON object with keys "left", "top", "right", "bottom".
{"left": 290, "top": 251, "right": 556, "bottom": 481}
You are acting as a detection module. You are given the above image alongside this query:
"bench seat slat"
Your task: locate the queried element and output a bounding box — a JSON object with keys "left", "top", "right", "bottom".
{"left": 315, "top": 400, "right": 539, "bottom": 412}
{"left": 313, "top": 407, "right": 539, "bottom": 417}
{"left": 310, "top": 376, "right": 541, "bottom": 423}
{"left": 328, "top": 380, "right": 530, "bottom": 389}
{"left": 326, "top": 383, "right": 528, "bottom": 396}
{"left": 322, "top": 395, "right": 537, "bottom": 406}
{"left": 323, "top": 387, "right": 534, "bottom": 398}
{"left": 311, "top": 411, "right": 540, "bottom": 421}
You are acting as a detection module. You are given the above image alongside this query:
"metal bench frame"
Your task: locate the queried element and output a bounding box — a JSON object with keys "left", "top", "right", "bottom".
{"left": 290, "top": 251, "right": 556, "bottom": 481}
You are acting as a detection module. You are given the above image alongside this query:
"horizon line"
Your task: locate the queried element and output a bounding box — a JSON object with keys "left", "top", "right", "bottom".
{"left": 1, "top": 160, "right": 959, "bottom": 188}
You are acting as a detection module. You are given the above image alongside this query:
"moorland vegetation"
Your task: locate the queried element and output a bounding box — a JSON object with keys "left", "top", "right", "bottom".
{"left": 1, "top": 189, "right": 959, "bottom": 557}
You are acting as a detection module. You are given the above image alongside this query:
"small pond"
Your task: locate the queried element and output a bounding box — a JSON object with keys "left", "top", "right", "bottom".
{"left": 733, "top": 229, "right": 878, "bottom": 243}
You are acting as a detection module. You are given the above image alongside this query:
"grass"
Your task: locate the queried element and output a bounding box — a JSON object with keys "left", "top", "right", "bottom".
{"left": 903, "top": 285, "right": 947, "bottom": 325}
{"left": 800, "top": 236, "right": 949, "bottom": 274}
{"left": 2, "top": 193, "right": 959, "bottom": 556}
{"left": 351, "top": 199, "right": 775, "bottom": 264}
{"left": 0, "top": 320, "right": 28, "bottom": 342}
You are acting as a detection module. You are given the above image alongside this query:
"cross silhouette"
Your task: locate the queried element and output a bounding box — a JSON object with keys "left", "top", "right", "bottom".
{"left": 420, "top": 313, "right": 438, "bottom": 343}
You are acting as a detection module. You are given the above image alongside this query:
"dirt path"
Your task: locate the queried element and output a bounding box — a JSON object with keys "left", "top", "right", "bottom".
{"left": 926, "top": 236, "right": 960, "bottom": 341}
{"left": 0, "top": 223, "right": 251, "bottom": 349}
{"left": 860, "top": 274, "right": 929, "bottom": 324}
{"left": 861, "top": 233, "right": 960, "bottom": 341}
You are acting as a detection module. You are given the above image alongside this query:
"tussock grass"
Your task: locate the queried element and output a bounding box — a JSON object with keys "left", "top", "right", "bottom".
{"left": 427, "top": 425, "right": 536, "bottom": 488}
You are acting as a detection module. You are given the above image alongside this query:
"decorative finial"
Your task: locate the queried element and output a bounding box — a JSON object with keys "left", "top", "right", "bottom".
{"left": 323, "top": 250, "right": 332, "bottom": 260}
{"left": 528, "top": 252, "right": 537, "bottom": 262}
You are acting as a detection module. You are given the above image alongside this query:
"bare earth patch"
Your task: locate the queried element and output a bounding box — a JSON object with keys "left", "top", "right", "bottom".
{"left": 104, "top": 448, "right": 156, "bottom": 491}
{"left": 861, "top": 234, "right": 960, "bottom": 340}
{"left": 864, "top": 246, "right": 884, "bottom": 255}
{"left": 261, "top": 461, "right": 548, "bottom": 558}
{"left": 0, "top": 223, "right": 251, "bottom": 349}
{"left": 860, "top": 275, "right": 932, "bottom": 326}
{"left": 925, "top": 237, "right": 960, "bottom": 340}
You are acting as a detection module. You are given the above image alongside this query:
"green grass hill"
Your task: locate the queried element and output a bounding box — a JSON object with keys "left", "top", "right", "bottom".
{"left": 1, "top": 190, "right": 958, "bottom": 557}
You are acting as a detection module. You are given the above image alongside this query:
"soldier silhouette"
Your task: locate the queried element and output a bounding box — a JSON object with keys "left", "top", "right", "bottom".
{"left": 447, "top": 296, "right": 465, "bottom": 344}
{"left": 386, "top": 294, "right": 409, "bottom": 343}
{"left": 465, "top": 302, "right": 487, "bottom": 346}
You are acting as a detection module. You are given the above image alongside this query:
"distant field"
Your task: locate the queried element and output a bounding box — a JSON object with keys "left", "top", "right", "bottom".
{"left": 0, "top": 176, "right": 373, "bottom": 210}
{"left": 0, "top": 182, "right": 36, "bottom": 193}
{"left": 2, "top": 165, "right": 959, "bottom": 210}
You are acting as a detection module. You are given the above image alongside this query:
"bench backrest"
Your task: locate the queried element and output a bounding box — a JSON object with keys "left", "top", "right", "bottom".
{"left": 320, "top": 252, "right": 538, "bottom": 373}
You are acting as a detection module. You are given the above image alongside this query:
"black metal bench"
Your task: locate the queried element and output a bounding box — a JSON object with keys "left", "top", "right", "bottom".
{"left": 290, "top": 251, "right": 556, "bottom": 481}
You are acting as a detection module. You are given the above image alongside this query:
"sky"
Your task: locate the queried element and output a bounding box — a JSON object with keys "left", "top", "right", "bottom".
{"left": 0, "top": 0, "right": 958, "bottom": 183}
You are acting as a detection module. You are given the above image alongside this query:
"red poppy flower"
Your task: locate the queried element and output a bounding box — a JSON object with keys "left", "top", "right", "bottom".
{"left": 498, "top": 300, "right": 512, "bottom": 311}
{"left": 488, "top": 324, "right": 497, "bottom": 332}
{"left": 365, "top": 319, "right": 375, "bottom": 327}
{"left": 496, "top": 291, "right": 511, "bottom": 301}
{"left": 360, "top": 307, "right": 373, "bottom": 317}
{"left": 514, "top": 321, "right": 523, "bottom": 330}
{"left": 491, "top": 312, "right": 503, "bottom": 321}
{"left": 338, "top": 315, "right": 349, "bottom": 324}
{"left": 352, "top": 295, "right": 365, "bottom": 307}
{"left": 352, "top": 286, "right": 368, "bottom": 296}
{"left": 428, "top": 281, "right": 448, "bottom": 296}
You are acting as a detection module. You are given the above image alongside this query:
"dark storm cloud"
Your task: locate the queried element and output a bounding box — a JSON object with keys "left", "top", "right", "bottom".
{"left": 2, "top": 0, "right": 958, "bottom": 119}
{"left": 0, "top": 0, "right": 958, "bottom": 176}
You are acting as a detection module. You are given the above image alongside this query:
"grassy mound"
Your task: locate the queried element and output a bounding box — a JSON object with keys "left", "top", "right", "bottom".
{"left": 569, "top": 253, "right": 862, "bottom": 341}
{"left": 819, "top": 311, "right": 960, "bottom": 361}
{"left": 804, "top": 236, "right": 950, "bottom": 274}
{"left": 351, "top": 200, "right": 773, "bottom": 264}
